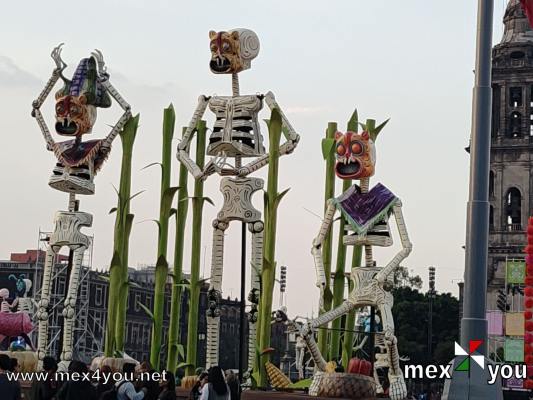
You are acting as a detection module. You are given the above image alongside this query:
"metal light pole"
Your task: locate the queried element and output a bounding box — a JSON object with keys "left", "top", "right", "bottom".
{"left": 460, "top": 0, "right": 493, "bottom": 356}
{"left": 443, "top": 0, "right": 502, "bottom": 398}
{"left": 427, "top": 266, "right": 436, "bottom": 362}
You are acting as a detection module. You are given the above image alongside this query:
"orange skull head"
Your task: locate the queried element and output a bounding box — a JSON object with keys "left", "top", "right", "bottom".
{"left": 209, "top": 29, "right": 260, "bottom": 74}
{"left": 334, "top": 131, "right": 375, "bottom": 180}
{"left": 54, "top": 94, "right": 96, "bottom": 136}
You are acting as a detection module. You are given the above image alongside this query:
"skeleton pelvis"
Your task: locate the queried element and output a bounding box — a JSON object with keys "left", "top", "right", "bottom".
{"left": 218, "top": 177, "right": 263, "bottom": 223}
{"left": 50, "top": 211, "right": 92, "bottom": 250}
{"left": 49, "top": 164, "right": 95, "bottom": 195}
{"left": 207, "top": 140, "right": 260, "bottom": 158}
{"left": 348, "top": 267, "right": 385, "bottom": 305}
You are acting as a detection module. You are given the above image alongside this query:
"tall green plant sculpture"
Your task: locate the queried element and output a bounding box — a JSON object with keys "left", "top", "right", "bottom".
{"left": 185, "top": 120, "right": 207, "bottom": 376}
{"left": 256, "top": 108, "right": 289, "bottom": 387}
{"left": 329, "top": 111, "right": 361, "bottom": 362}
{"left": 166, "top": 127, "right": 190, "bottom": 372}
{"left": 316, "top": 122, "right": 337, "bottom": 357}
{"left": 104, "top": 114, "right": 140, "bottom": 357}
{"left": 149, "top": 105, "right": 177, "bottom": 369}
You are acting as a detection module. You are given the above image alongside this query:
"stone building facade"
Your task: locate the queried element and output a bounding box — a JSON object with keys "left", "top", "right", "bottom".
{"left": 486, "top": 0, "right": 533, "bottom": 308}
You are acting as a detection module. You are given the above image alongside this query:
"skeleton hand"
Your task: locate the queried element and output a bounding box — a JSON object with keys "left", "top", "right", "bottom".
{"left": 51, "top": 43, "right": 67, "bottom": 76}
{"left": 91, "top": 49, "right": 109, "bottom": 79}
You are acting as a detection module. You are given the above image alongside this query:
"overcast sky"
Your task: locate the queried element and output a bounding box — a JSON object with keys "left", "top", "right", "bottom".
{"left": 0, "top": 1, "right": 511, "bottom": 317}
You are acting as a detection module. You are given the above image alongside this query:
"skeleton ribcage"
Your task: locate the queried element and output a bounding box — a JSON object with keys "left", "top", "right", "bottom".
{"left": 49, "top": 162, "right": 95, "bottom": 195}
{"left": 343, "top": 217, "right": 393, "bottom": 248}
{"left": 207, "top": 95, "right": 264, "bottom": 157}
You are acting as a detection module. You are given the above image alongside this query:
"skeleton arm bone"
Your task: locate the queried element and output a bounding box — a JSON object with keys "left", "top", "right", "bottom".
{"left": 376, "top": 202, "right": 412, "bottom": 284}
{"left": 100, "top": 78, "right": 132, "bottom": 150}
{"left": 31, "top": 44, "right": 67, "bottom": 150}
{"left": 237, "top": 91, "right": 300, "bottom": 176}
{"left": 176, "top": 95, "right": 210, "bottom": 180}
{"left": 312, "top": 200, "right": 336, "bottom": 291}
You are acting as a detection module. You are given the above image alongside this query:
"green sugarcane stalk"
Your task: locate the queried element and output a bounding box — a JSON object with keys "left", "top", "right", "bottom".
{"left": 150, "top": 105, "right": 176, "bottom": 369}
{"left": 329, "top": 110, "right": 360, "bottom": 361}
{"left": 341, "top": 246, "right": 361, "bottom": 369}
{"left": 185, "top": 120, "right": 207, "bottom": 376}
{"left": 167, "top": 127, "right": 190, "bottom": 371}
{"left": 317, "top": 122, "right": 337, "bottom": 358}
{"left": 329, "top": 178, "right": 352, "bottom": 361}
{"left": 104, "top": 114, "right": 139, "bottom": 356}
{"left": 256, "top": 109, "right": 286, "bottom": 387}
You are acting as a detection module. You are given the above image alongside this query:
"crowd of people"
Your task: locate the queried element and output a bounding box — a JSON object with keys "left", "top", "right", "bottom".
{"left": 0, "top": 354, "right": 241, "bottom": 400}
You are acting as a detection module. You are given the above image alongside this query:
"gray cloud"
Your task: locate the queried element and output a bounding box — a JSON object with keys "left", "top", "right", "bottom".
{"left": 0, "top": 56, "right": 40, "bottom": 87}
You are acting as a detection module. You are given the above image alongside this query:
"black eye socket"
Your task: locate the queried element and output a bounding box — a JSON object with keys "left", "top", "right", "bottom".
{"left": 56, "top": 104, "right": 64, "bottom": 115}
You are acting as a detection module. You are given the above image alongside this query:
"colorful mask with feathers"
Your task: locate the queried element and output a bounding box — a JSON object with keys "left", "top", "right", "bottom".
{"left": 54, "top": 57, "right": 111, "bottom": 137}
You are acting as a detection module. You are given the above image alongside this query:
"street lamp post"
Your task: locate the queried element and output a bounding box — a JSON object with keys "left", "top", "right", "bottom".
{"left": 443, "top": 0, "right": 503, "bottom": 398}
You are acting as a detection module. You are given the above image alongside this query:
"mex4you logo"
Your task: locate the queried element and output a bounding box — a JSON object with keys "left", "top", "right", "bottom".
{"left": 403, "top": 340, "right": 527, "bottom": 384}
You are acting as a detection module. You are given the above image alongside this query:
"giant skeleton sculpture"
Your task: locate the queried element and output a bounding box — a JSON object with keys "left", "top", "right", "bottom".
{"left": 298, "top": 126, "right": 412, "bottom": 400}
{"left": 177, "top": 29, "right": 299, "bottom": 370}
{"left": 31, "top": 44, "right": 131, "bottom": 364}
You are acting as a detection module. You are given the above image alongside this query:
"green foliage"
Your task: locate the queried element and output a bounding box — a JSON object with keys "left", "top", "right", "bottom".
{"left": 317, "top": 122, "right": 337, "bottom": 358}
{"left": 256, "top": 108, "right": 287, "bottom": 387}
{"left": 185, "top": 120, "right": 207, "bottom": 376}
{"left": 104, "top": 114, "right": 139, "bottom": 356}
{"left": 392, "top": 286, "right": 459, "bottom": 366}
{"left": 150, "top": 105, "right": 175, "bottom": 370}
{"left": 288, "top": 378, "right": 312, "bottom": 389}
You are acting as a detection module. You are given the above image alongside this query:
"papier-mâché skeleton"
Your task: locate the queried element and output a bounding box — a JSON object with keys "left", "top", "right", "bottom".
{"left": 177, "top": 29, "right": 299, "bottom": 370}
{"left": 31, "top": 44, "right": 131, "bottom": 364}
{"left": 299, "top": 126, "right": 412, "bottom": 400}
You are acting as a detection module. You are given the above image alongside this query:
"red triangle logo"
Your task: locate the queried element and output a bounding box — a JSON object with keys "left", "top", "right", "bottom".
{"left": 469, "top": 340, "right": 482, "bottom": 354}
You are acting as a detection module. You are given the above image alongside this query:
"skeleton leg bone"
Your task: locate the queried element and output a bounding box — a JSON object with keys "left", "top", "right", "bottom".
{"left": 378, "top": 294, "right": 406, "bottom": 400}
{"left": 206, "top": 219, "right": 227, "bottom": 368}
{"left": 301, "top": 301, "right": 355, "bottom": 371}
{"left": 36, "top": 247, "right": 56, "bottom": 366}
{"left": 60, "top": 246, "right": 86, "bottom": 362}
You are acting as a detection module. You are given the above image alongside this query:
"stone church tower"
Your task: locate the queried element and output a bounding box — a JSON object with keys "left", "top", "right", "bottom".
{"left": 487, "top": 0, "right": 533, "bottom": 307}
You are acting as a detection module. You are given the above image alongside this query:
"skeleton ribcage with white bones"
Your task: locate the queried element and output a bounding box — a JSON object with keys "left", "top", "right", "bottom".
{"left": 207, "top": 95, "right": 264, "bottom": 158}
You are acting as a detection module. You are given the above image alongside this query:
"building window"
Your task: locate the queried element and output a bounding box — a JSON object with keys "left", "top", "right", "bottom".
{"left": 95, "top": 285, "right": 103, "bottom": 306}
{"left": 509, "top": 112, "right": 522, "bottom": 138}
{"left": 489, "top": 206, "right": 494, "bottom": 229}
{"left": 510, "top": 87, "right": 522, "bottom": 107}
{"left": 505, "top": 187, "right": 522, "bottom": 230}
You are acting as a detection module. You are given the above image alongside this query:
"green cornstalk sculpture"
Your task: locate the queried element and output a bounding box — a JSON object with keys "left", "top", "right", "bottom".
{"left": 166, "top": 127, "right": 190, "bottom": 372}
{"left": 104, "top": 114, "right": 140, "bottom": 357}
{"left": 185, "top": 120, "right": 207, "bottom": 376}
{"left": 317, "top": 122, "right": 337, "bottom": 357}
{"left": 256, "top": 109, "right": 288, "bottom": 387}
{"left": 329, "top": 111, "right": 360, "bottom": 361}
{"left": 150, "top": 105, "right": 177, "bottom": 369}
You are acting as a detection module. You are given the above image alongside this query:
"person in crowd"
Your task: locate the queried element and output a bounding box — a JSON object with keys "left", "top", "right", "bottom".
{"left": 158, "top": 370, "right": 176, "bottom": 400}
{"left": 199, "top": 366, "right": 230, "bottom": 400}
{"left": 31, "top": 356, "right": 60, "bottom": 400}
{"left": 188, "top": 372, "right": 208, "bottom": 400}
{"left": 9, "top": 358, "right": 20, "bottom": 373}
{"left": 56, "top": 360, "right": 97, "bottom": 400}
{"left": 136, "top": 360, "right": 159, "bottom": 400}
{"left": 116, "top": 362, "right": 147, "bottom": 400}
{"left": 174, "top": 368, "right": 184, "bottom": 388}
{"left": 225, "top": 370, "right": 239, "bottom": 400}
{"left": 95, "top": 365, "right": 114, "bottom": 398}
{"left": 0, "top": 354, "right": 21, "bottom": 400}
